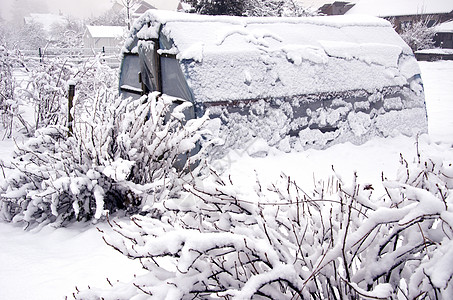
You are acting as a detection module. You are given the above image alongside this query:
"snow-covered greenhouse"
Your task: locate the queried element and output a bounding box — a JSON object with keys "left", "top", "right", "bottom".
{"left": 119, "top": 10, "right": 427, "bottom": 149}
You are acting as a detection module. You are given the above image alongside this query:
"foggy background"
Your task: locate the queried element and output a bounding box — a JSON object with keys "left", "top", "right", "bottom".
{"left": 1, "top": 0, "right": 113, "bottom": 22}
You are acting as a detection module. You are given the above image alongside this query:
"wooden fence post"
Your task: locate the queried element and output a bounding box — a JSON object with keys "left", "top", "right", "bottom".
{"left": 38, "top": 47, "right": 42, "bottom": 63}
{"left": 68, "top": 82, "right": 75, "bottom": 136}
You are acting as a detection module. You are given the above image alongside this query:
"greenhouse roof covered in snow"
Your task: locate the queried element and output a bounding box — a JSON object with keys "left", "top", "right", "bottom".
{"left": 122, "top": 10, "right": 420, "bottom": 103}
{"left": 120, "top": 10, "right": 427, "bottom": 149}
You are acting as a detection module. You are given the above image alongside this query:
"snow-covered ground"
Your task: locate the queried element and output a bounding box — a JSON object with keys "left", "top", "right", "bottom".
{"left": 421, "top": 61, "right": 453, "bottom": 144}
{"left": 0, "top": 60, "right": 452, "bottom": 299}
{"left": 221, "top": 61, "right": 453, "bottom": 195}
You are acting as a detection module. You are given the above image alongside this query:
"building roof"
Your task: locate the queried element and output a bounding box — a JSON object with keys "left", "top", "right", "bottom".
{"left": 133, "top": 2, "right": 157, "bottom": 15}
{"left": 141, "top": 0, "right": 181, "bottom": 11}
{"left": 126, "top": 10, "right": 419, "bottom": 103}
{"left": 346, "top": 0, "right": 453, "bottom": 17}
{"left": 296, "top": 0, "right": 358, "bottom": 12}
{"left": 436, "top": 20, "right": 453, "bottom": 33}
{"left": 86, "top": 25, "right": 126, "bottom": 38}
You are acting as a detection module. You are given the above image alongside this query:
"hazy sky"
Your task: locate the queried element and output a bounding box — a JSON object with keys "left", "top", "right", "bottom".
{"left": 1, "top": 0, "right": 114, "bottom": 21}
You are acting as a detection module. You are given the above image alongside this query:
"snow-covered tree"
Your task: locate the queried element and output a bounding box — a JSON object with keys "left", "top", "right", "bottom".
{"left": 48, "top": 16, "right": 84, "bottom": 49}
{"left": 0, "top": 44, "right": 16, "bottom": 136}
{"left": 183, "top": 0, "right": 313, "bottom": 17}
{"left": 16, "top": 20, "right": 48, "bottom": 50}
{"left": 120, "top": 0, "right": 138, "bottom": 30}
{"left": 393, "top": 18, "right": 436, "bottom": 52}
{"left": 74, "top": 141, "right": 453, "bottom": 299}
{"left": 245, "top": 0, "right": 314, "bottom": 17}
{"left": 0, "top": 41, "right": 30, "bottom": 137}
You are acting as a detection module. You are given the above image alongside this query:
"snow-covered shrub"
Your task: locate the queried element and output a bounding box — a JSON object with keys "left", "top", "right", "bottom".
{"left": 0, "top": 92, "right": 210, "bottom": 228}
{"left": 69, "top": 56, "right": 119, "bottom": 122}
{"left": 16, "top": 20, "right": 48, "bottom": 50}
{"left": 17, "top": 55, "right": 118, "bottom": 133}
{"left": 0, "top": 43, "right": 30, "bottom": 137}
{"left": 19, "top": 58, "right": 73, "bottom": 130}
{"left": 393, "top": 18, "right": 436, "bottom": 52}
{"left": 184, "top": 0, "right": 313, "bottom": 16}
{"left": 74, "top": 142, "right": 453, "bottom": 299}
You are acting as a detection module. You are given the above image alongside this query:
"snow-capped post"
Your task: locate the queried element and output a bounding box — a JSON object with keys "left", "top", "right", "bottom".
{"left": 38, "top": 47, "right": 42, "bottom": 63}
{"left": 67, "top": 81, "right": 75, "bottom": 136}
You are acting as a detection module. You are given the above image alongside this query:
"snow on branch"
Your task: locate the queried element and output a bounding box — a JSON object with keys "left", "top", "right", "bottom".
{"left": 391, "top": 17, "right": 436, "bottom": 52}
{"left": 0, "top": 91, "right": 212, "bottom": 228}
{"left": 75, "top": 142, "right": 453, "bottom": 299}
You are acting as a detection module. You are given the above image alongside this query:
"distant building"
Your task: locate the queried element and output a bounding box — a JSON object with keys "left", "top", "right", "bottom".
{"left": 83, "top": 25, "right": 126, "bottom": 49}
{"left": 132, "top": 1, "right": 157, "bottom": 18}
{"left": 345, "top": 0, "right": 453, "bottom": 32}
{"left": 145, "top": 0, "right": 183, "bottom": 11}
{"left": 112, "top": 0, "right": 190, "bottom": 28}
{"left": 434, "top": 20, "right": 453, "bottom": 49}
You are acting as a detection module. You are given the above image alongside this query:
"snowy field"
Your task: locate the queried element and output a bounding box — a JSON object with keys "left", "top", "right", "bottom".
{"left": 0, "top": 60, "right": 452, "bottom": 299}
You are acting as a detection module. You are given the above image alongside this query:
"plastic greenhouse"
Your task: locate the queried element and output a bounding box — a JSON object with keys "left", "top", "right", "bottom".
{"left": 119, "top": 10, "right": 427, "bottom": 149}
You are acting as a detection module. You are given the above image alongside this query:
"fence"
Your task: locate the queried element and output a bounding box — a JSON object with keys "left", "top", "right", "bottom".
{"left": 415, "top": 48, "right": 453, "bottom": 61}
{"left": 19, "top": 47, "right": 122, "bottom": 68}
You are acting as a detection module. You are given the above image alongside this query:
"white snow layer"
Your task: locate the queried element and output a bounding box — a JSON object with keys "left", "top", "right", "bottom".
{"left": 346, "top": 0, "right": 453, "bottom": 18}
{"left": 127, "top": 10, "right": 417, "bottom": 102}
{"left": 85, "top": 25, "right": 126, "bottom": 38}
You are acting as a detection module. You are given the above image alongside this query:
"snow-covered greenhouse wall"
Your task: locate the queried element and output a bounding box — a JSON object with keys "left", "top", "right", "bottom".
{"left": 120, "top": 10, "right": 427, "bottom": 150}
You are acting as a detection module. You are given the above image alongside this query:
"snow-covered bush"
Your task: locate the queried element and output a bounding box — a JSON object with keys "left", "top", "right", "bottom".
{"left": 393, "top": 18, "right": 436, "bottom": 52}
{"left": 0, "top": 92, "right": 210, "bottom": 228}
{"left": 0, "top": 43, "right": 30, "bottom": 137}
{"left": 74, "top": 141, "right": 453, "bottom": 299}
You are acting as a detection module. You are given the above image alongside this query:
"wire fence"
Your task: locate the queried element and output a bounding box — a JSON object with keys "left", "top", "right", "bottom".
{"left": 19, "top": 47, "right": 122, "bottom": 68}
